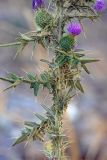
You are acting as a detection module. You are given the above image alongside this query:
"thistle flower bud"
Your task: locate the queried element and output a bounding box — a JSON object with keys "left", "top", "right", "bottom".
{"left": 66, "top": 22, "right": 82, "bottom": 36}
{"left": 35, "top": 9, "right": 53, "bottom": 29}
{"left": 94, "top": 0, "right": 106, "bottom": 12}
{"left": 32, "top": 0, "right": 44, "bottom": 10}
{"left": 59, "top": 35, "right": 75, "bottom": 52}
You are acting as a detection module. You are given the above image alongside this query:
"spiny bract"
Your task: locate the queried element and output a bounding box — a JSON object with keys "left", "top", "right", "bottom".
{"left": 35, "top": 9, "right": 53, "bottom": 29}
{"left": 59, "top": 35, "right": 75, "bottom": 52}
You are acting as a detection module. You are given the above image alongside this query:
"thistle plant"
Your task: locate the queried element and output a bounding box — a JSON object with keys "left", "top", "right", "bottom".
{"left": 0, "top": 0, "right": 106, "bottom": 159}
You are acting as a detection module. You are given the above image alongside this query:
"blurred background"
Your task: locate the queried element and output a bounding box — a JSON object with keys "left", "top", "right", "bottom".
{"left": 0, "top": 0, "right": 107, "bottom": 160}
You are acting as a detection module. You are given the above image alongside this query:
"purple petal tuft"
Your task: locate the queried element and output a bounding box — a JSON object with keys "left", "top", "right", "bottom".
{"left": 32, "top": 0, "right": 43, "bottom": 10}
{"left": 66, "top": 22, "right": 82, "bottom": 36}
{"left": 94, "top": 0, "right": 106, "bottom": 12}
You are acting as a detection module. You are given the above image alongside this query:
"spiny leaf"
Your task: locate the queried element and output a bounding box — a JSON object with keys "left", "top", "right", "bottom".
{"left": 19, "top": 33, "right": 33, "bottom": 41}
{"left": 74, "top": 49, "right": 85, "bottom": 52}
{"left": 14, "top": 42, "right": 27, "bottom": 59}
{"left": 30, "top": 81, "right": 40, "bottom": 96}
{"left": 55, "top": 54, "right": 70, "bottom": 66}
{"left": 75, "top": 80, "right": 84, "bottom": 93}
{"left": 12, "top": 132, "right": 29, "bottom": 146}
{"left": 40, "top": 72, "right": 52, "bottom": 91}
{"left": 28, "top": 126, "right": 44, "bottom": 142}
{"left": 0, "top": 42, "right": 21, "bottom": 47}
{"left": 7, "top": 73, "right": 21, "bottom": 81}
{"left": 40, "top": 59, "right": 51, "bottom": 65}
{"left": 64, "top": 84, "right": 74, "bottom": 99}
{"left": 40, "top": 73, "right": 48, "bottom": 82}
{"left": 31, "top": 41, "right": 37, "bottom": 59}
{"left": 33, "top": 131, "right": 44, "bottom": 141}
{"left": 40, "top": 59, "right": 56, "bottom": 68}
{"left": 27, "top": 127, "right": 37, "bottom": 141}
{"left": 27, "top": 73, "right": 36, "bottom": 81}
{"left": 43, "top": 83, "right": 52, "bottom": 91}
{"left": 24, "top": 121, "right": 38, "bottom": 127}
{"left": 3, "top": 80, "right": 22, "bottom": 92}
{"left": 70, "top": 58, "right": 80, "bottom": 68}
{"left": 82, "top": 64, "right": 90, "bottom": 74}
{"left": 35, "top": 113, "right": 46, "bottom": 121}
{"left": 41, "top": 104, "right": 54, "bottom": 117}
{"left": 79, "top": 58, "right": 99, "bottom": 64}
{"left": 28, "top": 75, "right": 40, "bottom": 96}
{"left": 75, "top": 53, "right": 85, "bottom": 57}
{"left": 26, "top": 127, "right": 39, "bottom": 144}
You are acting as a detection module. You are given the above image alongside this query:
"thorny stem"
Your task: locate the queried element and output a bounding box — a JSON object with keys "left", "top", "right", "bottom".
{"left": 51, "top": 105, "right": 64, "bottom": 159}
{"left": 50, "top": 3, "right": 66, "bottom": 160}
{"left": 51, "top": 69, "right": 66, "bottom": 160}
{"left": 52, "top": 110, "right": 63, "bottom": 159}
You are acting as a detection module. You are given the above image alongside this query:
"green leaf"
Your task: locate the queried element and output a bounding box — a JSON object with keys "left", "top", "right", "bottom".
{"left": 75, "top": 80, "right": 84, "bottom": 93}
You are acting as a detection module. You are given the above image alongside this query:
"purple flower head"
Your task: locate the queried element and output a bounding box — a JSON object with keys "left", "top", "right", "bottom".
{"left": 32, "top": 0, "right": 44, "bottom": 10}
{"left": 94, "top": 0, "right": 106, "bottom": 12}
{"left": 66, "top": 22, "right": 82, "bottom": 36}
